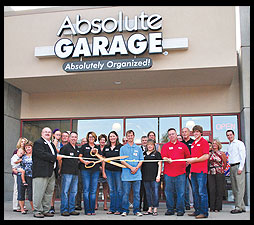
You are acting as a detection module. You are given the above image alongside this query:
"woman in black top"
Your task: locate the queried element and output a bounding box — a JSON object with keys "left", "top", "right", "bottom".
{"left": 79, "top": 131, "right": 102, "bottom": 215}
{"left": 102, "top": 131, "right": 123, "bottom": 215}
{"left": 142, "top": 139, "right": 162, "bottom": 216}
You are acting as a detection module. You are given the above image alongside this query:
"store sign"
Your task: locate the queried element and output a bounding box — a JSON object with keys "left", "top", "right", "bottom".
{"left": 63, "top": 57, "right": 152, "bottom": 72}
{"left": 215, "top": 123, "right": 236, "bottom": 130}
{"left": 54, "top": 11, "right": 163, "bottom": 60}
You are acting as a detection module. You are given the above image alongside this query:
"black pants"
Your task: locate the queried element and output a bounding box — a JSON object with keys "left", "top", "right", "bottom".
{"left": 207, "top": 174, "right": 225, "bottom": 210}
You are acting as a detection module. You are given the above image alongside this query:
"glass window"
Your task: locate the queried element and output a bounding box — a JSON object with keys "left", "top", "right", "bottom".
{"left": 72, "top": 118, "right": 124, "bottom": 144}
{"left": 159, "top": 117, "right": 180, "bottom": 143}
{"left": 125, "top": 117, "right": 158, "bottom": 143}
{"left": 22, "top": 120, "right": 70, "bottom": 143}
{"left": 182, "top": 116, "right": 211, "bottom": 131}
{"left": 213, "top": 115, "right": 238, "bottom": 142}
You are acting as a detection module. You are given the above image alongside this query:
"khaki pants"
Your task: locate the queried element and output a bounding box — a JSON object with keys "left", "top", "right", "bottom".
{"left": 230, "top": 165, "right": 245, "bottom": 211}
{"left": 33, "top": 173, "right": 55, "bottom": 214}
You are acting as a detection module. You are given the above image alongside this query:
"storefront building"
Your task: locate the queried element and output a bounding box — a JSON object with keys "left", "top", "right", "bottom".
{"left": 4, "top": 6, "right": 249, "bottom": 204}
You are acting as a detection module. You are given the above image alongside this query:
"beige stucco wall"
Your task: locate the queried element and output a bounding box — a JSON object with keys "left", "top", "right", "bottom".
{"left": 4, "top": 6, "right": 240, "bottom": 119}
{"left": 5, "top": 6, "right": 236, "bottom": 79}
{"left": 20, "top": 69, "right": 240, "bottom": 119}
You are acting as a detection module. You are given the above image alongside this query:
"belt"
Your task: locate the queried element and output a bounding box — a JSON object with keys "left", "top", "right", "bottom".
{"left": 230, "top": 162, "right": 240, "bottom": 167}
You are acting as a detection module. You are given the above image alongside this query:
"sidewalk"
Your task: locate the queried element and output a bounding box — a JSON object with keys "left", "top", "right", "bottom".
{"left": 4, "top": 201, "right": 250, "bottom": 220}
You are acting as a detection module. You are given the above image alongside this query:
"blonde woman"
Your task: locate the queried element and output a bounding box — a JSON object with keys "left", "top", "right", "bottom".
{"left": 12, "top": 137, "right": 28, "bottom": 212}
{"left": 208, "top": 139, "right": 227, "bottom": 212}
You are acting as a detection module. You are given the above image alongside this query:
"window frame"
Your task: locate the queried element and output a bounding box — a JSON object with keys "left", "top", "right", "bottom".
{"left": 20, "top": 113, "right": 241, "bottom": 145}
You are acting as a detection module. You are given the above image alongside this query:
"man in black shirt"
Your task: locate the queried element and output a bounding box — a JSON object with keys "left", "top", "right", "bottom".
{"left": 181, "top": 127, "right": 194, "bottom": 210}
{"left": 59, "top": 131, "right": 80, "bottom": 216}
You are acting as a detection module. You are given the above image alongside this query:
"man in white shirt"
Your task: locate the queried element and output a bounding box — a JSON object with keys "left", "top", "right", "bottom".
{"left": 226, "top": 130, "right": 246, "bottom": 214}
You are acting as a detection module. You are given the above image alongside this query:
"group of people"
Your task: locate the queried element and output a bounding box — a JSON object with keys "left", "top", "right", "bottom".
{"left": 11, "top": 124, "right": 246, "bottom": 219}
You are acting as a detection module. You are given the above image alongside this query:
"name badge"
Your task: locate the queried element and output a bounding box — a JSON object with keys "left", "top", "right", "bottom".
{"left": 70, "top": 152, "right": 74, "bottom": 156}
{"left": 197, "top": 144, "right": 201, "bottom": 146}
{"left": 86, "top": 147, "right": 90, "bottom": 149}
{"left": 133, "top": 153, "right": 138, "bottom": 156}
{"left": 178, "top": 147, "right": 182, "bottom": 149}
{"left": 191, "top": 146, "right": 194, "bottom": 148}
{"left": 169, "top": 147, "right": 173, "bottom": 150}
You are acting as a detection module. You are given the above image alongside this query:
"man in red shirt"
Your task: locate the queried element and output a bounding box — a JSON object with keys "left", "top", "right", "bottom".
{"left": 186, "top": 125, "right": 209, "bottom": 219}
{"left": 161, "top": 128, "right": 190, "bottom": 216}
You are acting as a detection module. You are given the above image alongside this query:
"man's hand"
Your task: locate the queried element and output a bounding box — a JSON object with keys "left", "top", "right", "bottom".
{"left": 131, "top": 167, "right": 138, "bottom": 174}
{"left": 163, "top": 157, "right": 172, "bottom": 163}
{"left": 237, "top": 169, "right": 242, "bottom": 175}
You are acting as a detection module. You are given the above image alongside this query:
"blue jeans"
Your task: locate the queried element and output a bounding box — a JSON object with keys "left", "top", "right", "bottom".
{"left": 106, "top": 170, "right": 123, "bottom": 213}
{"left": 164, "top": 174, "right": 186, "bottom": 213}
{"left": 191, "top": 172, "right": 209, "bottom": 217}
{"left": 60, "top": 174, "right": 78, "bottom": 213}
{"left": 81, "top": 170, "right": 100, "bottom": 214}
{"left": 122, "top": 180, "right": 141, "bottom": 214}
{"left": 144, "top": 181, "right": 159, "bottom": 208}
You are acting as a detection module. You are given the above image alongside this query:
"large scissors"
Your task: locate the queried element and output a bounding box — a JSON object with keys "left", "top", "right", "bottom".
{"left": 85, "top": 148, "right": 128, "bottom": 169}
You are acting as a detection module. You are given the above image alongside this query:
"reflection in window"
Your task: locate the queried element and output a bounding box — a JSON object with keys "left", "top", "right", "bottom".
{"left": 126, "top": 118, "right": 158, "bottom": 143}
{"left": 159, "top": 117, "right": 180, "bottom": 143}
{"left": 72, "top": 119, "right": 123, "bottom": 144}
{"left": 213, "top": 115, "right": 238, "bottom": 142}
{"left": 182, "top": 116, "right": 211, "bottom": 131}
{"left": 22, "top": 120, "right": 70, "bottom": 143}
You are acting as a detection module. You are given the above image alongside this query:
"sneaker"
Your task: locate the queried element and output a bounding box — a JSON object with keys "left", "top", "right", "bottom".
{"left": 33, "top": 212, "right": 44, "bottom": 218}
{"left": 135, "top": 212, "right": 142, "bottom": 217}
{"left": 70, "top": 211, "right": 80, "bottom": 215}
{"left": 61, "top": 211, "right": 70, "bottom": 216}
{"left": 43, "top": 212, "right": 54, "bottom": 217}
{"left": 49, "top": 206, "right": 55, "bottom": 214}
{"left": 121, "top": 212, "right": 127, "bottom": 216}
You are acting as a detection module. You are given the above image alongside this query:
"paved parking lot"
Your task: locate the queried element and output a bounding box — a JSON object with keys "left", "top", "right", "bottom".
{"left": 4, "top": 201, "right": 250, "bottom": 220}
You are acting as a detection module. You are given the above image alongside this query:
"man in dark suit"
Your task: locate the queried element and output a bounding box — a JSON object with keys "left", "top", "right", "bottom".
{"left": 32, "top": 127, "right": 63, "bottom": 218}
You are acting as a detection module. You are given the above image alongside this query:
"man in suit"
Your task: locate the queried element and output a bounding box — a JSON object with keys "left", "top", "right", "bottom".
{"left": 32, "top": 127, "right": 63, "bottom": 218}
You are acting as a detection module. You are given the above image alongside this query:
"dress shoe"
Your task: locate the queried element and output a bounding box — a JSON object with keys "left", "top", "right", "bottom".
{"left": 195, "top": 214, "right": 208, "bottom": 219}
{"left": 188, "top": 212, "right": 197, "bottom": 216}
{"left": 165, "top": 211, "right": 174, "bottom": 215}
{"left": 230, "top": 209, "right": 243, "bottom": 214}
{"left": 177, "top": 212, "right": 184, "bottom": 216}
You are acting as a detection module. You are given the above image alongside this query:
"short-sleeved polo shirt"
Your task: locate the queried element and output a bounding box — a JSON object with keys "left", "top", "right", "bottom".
{"left": 120, "top": 143, "right": 144, "bottom": 181}
{"left": 102, "top": 144, "right": 123, "bottom": 171}
{"left": 161, "top": 140, "right": 190, "bottom": 177}
{"left": 190, "top": 137, "right": 209, "bottom": 173}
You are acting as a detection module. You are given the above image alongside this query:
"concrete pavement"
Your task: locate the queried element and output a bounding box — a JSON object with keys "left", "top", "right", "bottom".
{"left": 4, "top": 201, "right": 250, "bottom": 220}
